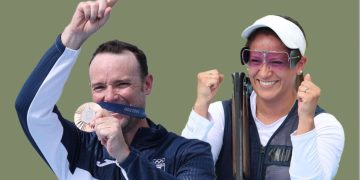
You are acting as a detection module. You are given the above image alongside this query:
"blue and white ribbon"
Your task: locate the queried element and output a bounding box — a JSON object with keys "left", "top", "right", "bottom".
{"left": 98, "top": 102, "right": 146, "bottom": 119}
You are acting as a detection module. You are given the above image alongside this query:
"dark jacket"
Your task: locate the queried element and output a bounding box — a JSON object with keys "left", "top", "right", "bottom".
{"left": 15, "top": 35, "right": 215, "bottom": 180}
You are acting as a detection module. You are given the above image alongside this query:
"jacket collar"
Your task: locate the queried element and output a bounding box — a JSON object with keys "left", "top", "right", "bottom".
{"left": 130, "top": 119, "right": 169, "bottom": 150}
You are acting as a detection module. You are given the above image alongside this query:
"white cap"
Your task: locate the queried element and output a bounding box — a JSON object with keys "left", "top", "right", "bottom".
{"left": 241, "top": 15, "right": 306, "bottom": 55}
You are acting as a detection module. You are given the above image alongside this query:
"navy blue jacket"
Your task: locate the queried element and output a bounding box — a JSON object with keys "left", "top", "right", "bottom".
{"left": 15, "top": 35, "right": 215, "bottom": 180}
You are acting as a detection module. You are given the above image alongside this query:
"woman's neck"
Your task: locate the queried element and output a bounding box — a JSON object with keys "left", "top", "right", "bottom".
{"left": 256, "top": 91, "right": 297, "bottom": 125}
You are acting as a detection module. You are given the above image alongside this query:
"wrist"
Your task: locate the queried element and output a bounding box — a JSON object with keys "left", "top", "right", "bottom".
{"left": 115, "top": 147, "right": 131, "bottom": 164}
{"left": 296, "top": 117, "right": 315, "bottom": 135}
{"left": 193, "top": 99, "right": 210, "bottom": 118}
{"left": 116, "top": 148, "right": 139, "bottom": 169}
{"left": 61, "top": 26, "right": 86, "bottom": 50}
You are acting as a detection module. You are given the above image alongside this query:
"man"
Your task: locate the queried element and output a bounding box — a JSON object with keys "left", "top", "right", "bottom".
{"left": 15, "top": 0, "right": 214, "bottom": 179}
{"left": 182, "top": 15, "right": 344, "bottom": 179}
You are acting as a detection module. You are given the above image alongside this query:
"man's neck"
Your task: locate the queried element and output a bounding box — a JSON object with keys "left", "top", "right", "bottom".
{"left": 123, "top": 118, "right": 149, "bottom": 145}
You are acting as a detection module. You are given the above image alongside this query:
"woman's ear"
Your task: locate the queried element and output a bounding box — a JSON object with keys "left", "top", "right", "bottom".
{"left": 296, "top": 56, "right": 307, "bottom": 75}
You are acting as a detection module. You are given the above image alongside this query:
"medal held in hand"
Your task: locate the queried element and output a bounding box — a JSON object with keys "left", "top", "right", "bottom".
{"left": 74, "top": 102, "right": 102, "bottom": 132}
{"left": 74, "top": 102, "right": 147, "bottom": 132}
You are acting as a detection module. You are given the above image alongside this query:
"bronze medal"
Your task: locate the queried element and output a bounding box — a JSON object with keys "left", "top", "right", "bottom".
{"left": 74, "top": 102, "right": 102, "bottom": 132}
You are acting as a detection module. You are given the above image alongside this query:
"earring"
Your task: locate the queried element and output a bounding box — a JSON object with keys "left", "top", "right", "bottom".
{"left": 298, "top": 70, "right": 303, "bottom": 75}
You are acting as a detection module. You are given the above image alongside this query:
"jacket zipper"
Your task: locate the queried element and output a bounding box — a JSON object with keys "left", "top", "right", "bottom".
{"left": 257, "top": 145, "right": 266, "bottom": 180}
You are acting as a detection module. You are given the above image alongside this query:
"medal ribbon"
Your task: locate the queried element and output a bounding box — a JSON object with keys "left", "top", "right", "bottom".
{"left": 98, "top": 102, "right": 146, "bottom": 119}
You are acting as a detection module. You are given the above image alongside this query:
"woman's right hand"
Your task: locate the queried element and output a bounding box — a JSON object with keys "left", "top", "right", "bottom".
{"left": 194, "top": 69, "right": 224, "bottom": 118}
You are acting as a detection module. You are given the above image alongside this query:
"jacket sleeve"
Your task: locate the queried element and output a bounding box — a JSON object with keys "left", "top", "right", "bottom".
{"left": 120, "top": 141, "right": 215, "bottom": 180}
{"left": 290, "top": 113, "right": 345, "bottom": 179}
{"left": 181, "top": 101, "right": 225, "bottom": 163}
{"left": 15, "top": 35, "right": 82, "bottom": 179}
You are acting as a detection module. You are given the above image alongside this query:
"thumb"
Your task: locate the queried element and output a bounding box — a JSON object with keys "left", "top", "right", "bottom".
{"left": 95, "top": 108, "right": 111, "bottom": 119}
{"left": 219, "top": 74, "right": 224, "bottom": 84}
{"left": 304, "top": 73, "right": 311, "bottom": 82}
{"left": 107, "top": 0, "right": 118, "bottom": 7}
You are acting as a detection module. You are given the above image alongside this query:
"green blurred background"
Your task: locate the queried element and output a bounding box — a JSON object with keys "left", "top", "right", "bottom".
{"left": 0, "top": 0, "right": 358, "bottom": 179}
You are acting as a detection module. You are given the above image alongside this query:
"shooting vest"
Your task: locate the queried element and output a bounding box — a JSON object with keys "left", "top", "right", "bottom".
{"left": 215, "top": 99, "right": 325, "bottom": 180}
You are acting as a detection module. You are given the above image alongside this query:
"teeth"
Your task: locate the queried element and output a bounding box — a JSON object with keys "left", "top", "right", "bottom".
{"left": 260, "top": 80, "right": 275, "bottom": 86}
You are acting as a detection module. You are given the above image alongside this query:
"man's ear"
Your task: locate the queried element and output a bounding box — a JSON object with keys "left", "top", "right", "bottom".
{"left": 143, "top": 74, "right": 153, "bottom": 95}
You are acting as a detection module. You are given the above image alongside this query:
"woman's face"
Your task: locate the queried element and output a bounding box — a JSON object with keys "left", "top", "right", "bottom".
{"left": 247, "top": 32, "right": 301, "bottom": 103}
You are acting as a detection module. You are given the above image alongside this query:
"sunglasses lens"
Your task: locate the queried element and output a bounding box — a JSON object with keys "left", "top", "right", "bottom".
{"left": 289, "top": 50, "right": 301, "bottom": 68}
{"left": 243, "top": 49, "right": 290, "bottom": 71}
{"left": 241, "top": 48, "right": 250, "bottom": 64}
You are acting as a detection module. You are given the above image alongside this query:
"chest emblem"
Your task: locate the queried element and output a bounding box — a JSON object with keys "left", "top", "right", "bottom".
{"left": 153, "top": 158, "right": 166, "bottom": 171}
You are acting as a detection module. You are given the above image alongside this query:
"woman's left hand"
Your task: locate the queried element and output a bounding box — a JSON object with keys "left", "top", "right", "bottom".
{"left": 296, "top": 73, "right": 321, "bottom": 134}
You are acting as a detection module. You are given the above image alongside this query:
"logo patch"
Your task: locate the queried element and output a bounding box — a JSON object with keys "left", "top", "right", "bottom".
{"left": 96, "top": 159, "right": 117, "bottom": 167}
{"left": 153, "top": 158, "right": 166, "bottom": 171}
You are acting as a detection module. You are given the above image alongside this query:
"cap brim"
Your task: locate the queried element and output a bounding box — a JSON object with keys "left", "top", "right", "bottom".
{"left": 240, "top": 15, "right": 306, "bottom": 55}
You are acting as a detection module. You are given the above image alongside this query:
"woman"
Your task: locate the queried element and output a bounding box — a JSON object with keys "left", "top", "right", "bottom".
{"left": 182, "top": 15, "right": 344, "bottom": 179}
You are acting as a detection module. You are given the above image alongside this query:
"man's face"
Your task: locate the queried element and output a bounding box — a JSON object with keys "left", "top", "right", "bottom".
{"left": 89, "top": 51, "right": 152, "bottom": 132}
{"left": 247, "top": 33, "right": 300, "bottom": 102}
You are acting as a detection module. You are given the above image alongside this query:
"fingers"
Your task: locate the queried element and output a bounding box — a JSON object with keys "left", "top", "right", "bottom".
{"left": 90, "top": 2, "right": 100, "bottom": 22}
{"left": 93, "top": 114, "right": 129, "bottom": 161}
{"left": 93, "top": 109, "right": 116, "bottom": 140}
{"left": 194, "top": 69, "right": 223, "bottom": 117}
{"left": 98, "top": 0, "right": 107, "bottom": 18}
{"left": 98, "top": 0, "right": 117, "bottom": 17}
{"left": 87, "top": 108, "right": 108, "bottom": 129}
{"left": 98, "top": 7, "right": 112, "bottom": 27}
{"left": 199, "top": 69, "right": 224, "bottom": 89}
{"left": 107, "top": 0, "right": 118, "bottom": 7}
{"left": 297, "top": 74, "right": 320, "bottom": 125}
{"left": 196, "top": 69, "right": 224, "bottom": 100}
{"left": 79, "top": 2, "right": 91, "bottom": 20}
{"left": 78, "top": 2, "right": 98, "bottom": 23}
{"left": 97, "top": 0, "right": 117, "bottom": 17}
{"left": 298, "top": 74, "right": 317, "bottom": 94}
{"left": 299, "top": 74, "right": 313, "bottom": 94}
{"left": 94, "top": 116, "right": 121, "bottom": 143}
{"left": 304, "top": 73, "right": 311, "bottom": 81}
{"left": 297, "top": 73, "right": 320, "bottom": 103}
{"left": 78, "top": 1, "right": 113, "bottom": 22}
